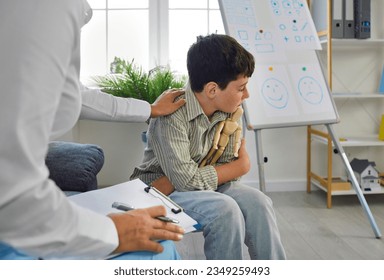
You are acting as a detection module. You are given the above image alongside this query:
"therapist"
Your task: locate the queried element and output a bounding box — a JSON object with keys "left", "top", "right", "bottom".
{"left": 0, "top": 0, "right": 185, "bottom": 260}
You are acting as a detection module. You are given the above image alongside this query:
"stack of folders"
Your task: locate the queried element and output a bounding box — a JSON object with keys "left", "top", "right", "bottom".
{"left": 313, "top": 0, "right": 371, "bottom": 39}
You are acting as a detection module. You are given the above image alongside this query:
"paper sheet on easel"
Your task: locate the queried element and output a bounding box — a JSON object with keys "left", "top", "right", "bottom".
{"left": 68, "top": 179, "right": 200, "bottom": 233}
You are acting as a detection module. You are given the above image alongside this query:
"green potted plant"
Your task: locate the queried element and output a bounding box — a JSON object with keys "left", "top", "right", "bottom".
{"left": 93, "top": 57, "right": 187, "bottom": 145}
{"left": 93, "top": 57, "right": 187, "bottom": 104}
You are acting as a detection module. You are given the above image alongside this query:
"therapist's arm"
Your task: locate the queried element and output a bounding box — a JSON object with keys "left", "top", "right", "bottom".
{"left": 80, "top": 86, "right": 185, "bottom": 122}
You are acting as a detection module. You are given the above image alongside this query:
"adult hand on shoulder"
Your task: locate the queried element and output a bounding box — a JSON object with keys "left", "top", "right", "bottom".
{"left": 150, "top": 89, "right": 186, "bottom": 118}
{"left": 108, "top": 205, "right": 184, "bottom": 254}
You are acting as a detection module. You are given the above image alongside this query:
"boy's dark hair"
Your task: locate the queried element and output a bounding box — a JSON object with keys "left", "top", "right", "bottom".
{"left": 187, "top": 34, "right": 255, "bottom": 93}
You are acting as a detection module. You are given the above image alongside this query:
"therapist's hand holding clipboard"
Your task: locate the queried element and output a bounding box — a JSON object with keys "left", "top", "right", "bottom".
{"left": 68, "top": 179, "right": 200, "bottom": 234}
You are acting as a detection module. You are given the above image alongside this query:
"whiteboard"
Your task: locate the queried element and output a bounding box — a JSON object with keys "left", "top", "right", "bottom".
{"left": 218, "top": 0, "right": 339, "bottom": 129}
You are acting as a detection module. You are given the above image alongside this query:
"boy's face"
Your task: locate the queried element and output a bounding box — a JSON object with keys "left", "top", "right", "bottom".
{"left": 215, "top": 75, "right": 250, "bottom": 114}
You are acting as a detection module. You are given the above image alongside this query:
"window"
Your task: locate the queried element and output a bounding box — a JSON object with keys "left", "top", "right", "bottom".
{"left": 81, "top": 0, "right": 224, "bottom": 81}
{"left": 81, "top": 0, "right": 149, "bottom": 79}
{"left": 168, "top": 0, "right": 224, "bottom": 74}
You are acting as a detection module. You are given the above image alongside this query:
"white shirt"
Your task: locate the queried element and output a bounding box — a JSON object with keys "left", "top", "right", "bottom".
{"left": 80, "top": 85, "right": 151, "bottom": 123}
{"left": 0, "top": 0, "right": 121, "bottom": 259}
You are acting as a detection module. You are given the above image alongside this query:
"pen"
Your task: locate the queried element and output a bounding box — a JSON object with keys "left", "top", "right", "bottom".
{"left": 111, "top": 202, "right": 179, "bottom": 224}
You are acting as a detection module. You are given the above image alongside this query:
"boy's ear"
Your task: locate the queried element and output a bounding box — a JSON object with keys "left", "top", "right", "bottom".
{"left": 204, "top": 82, "right": 218, "bottom": 99}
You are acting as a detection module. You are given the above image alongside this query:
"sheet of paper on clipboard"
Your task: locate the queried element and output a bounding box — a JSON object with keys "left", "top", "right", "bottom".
{"left": 68, "top": 179, "right": 200, "bottom": 233}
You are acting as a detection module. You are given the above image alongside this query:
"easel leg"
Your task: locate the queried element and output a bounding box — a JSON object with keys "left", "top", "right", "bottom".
{"left": 255, "top": 129, "right": 266, "bottom": 192}
{"left": 307, "top": 126, "right": 312, "bottom": 193}
{"left": 326, "top": 124, "right": 382, "bottom": 238}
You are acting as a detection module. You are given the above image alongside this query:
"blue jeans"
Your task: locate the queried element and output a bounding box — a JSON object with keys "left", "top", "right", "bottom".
{"left": 0, "top": 241, "right": 181, "bottom": 260}
{"left": 170, "top": 181, "right": 286, "bottom": 260}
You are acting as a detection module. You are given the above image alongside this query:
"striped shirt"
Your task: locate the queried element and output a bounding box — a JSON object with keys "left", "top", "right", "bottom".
{"left": 130, "top": 85, "right": 241, "bottom": 192}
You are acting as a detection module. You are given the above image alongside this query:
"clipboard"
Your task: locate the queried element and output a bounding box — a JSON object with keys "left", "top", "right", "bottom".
{"left": 68, "top": 179, "right": 200, "bottom": 233}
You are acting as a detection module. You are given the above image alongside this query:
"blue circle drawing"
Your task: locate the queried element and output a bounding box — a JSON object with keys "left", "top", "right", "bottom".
{"left": 298, "top": 76, "right": 323, "bottom": 104}
{"left": 261, "top": 78, "right": 289, "bottom": 109}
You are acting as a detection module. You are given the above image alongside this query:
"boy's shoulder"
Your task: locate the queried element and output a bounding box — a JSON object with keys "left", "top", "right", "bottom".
{"left": 171, "top": 89, "right": 200, "bottom": 120}
{"left": 156, "top": 92, "right": 188, "bottom": 123}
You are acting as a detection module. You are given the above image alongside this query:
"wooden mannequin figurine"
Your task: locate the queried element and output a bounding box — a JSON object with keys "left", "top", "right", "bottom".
{"left": 199, "top": 107, "right": 243, "bottom": 167}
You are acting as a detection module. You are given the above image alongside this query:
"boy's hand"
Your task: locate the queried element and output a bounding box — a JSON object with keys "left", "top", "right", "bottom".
{"left": 236, "top": 138, "right": 250, "bottom": 174}
{"left": 152, "top": 176, "right": 175, "bottom": 195}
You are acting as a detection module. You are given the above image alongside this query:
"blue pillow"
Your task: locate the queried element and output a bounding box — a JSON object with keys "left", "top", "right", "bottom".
{"left": 45, "top": 141, "right": 104, "bottom": 192}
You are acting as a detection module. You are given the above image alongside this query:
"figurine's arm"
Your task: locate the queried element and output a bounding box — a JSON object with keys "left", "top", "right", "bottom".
{"left": 212, "top": 121, "right": 225, "bottom": 149}
{"left": 209, "top": 121, "right": 238, "bottom": 165}
{"left": 199, "top": 145, "right": 216, "bottom": 167}
{"left": 233, "top": 126, "right": 242, "bottom": 157}
{"left": 199, "top": 120, "right": 225, "bottom": 167}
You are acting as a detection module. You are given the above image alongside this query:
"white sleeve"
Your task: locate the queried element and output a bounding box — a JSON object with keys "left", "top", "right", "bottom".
{"left": 0, "top": 0, "right": 118, "bottom": 259}
{"left": 80, "top": 85, "right": 151, "bottom": 123}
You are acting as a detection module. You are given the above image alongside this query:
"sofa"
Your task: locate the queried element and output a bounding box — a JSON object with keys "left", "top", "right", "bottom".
{"left": 45, "top": 141, "right": 104, "bottom": 195}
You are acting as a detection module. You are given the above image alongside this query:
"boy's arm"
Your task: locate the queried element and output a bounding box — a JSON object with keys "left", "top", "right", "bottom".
{"left": 152, "top": 138, "right": 250, "bottom": 195}
{"left": 152, "top": 176, "right": 175, "bottom": 195}
{"left": 215, "top": 138, "right": 250, "bottom": 185}
{"left": 209, "top": 116, "right": 250, "bottom": 185}
{"left": 150, "top": 115, "right": 218, "bottom": 193}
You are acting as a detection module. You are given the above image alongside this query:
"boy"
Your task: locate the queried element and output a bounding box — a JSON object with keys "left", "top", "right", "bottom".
{"left": 131, "top": 34, "right": 286, "bottom": 259}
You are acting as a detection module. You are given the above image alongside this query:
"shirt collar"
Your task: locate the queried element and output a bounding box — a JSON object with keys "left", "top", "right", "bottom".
{"left": 184, "top": 82, "right": 229, "bottom": 124}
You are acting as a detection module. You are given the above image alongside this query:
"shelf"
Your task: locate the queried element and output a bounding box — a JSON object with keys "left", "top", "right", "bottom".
{"left": 312, "top": 134, "right": 384, "bottom": 147}
{"left": 320, "top": 39, "right": 384, "bottom": 48}
{"left": 311, "top": 179, "right": 384, "bottom": 196}
{"left": 308, "top": 1, "right": 384, "bottom": 208}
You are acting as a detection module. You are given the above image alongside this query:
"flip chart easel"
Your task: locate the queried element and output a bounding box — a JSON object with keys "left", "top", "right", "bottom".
{"left": 219, "top": 0, "right": 381, "bottom": 238}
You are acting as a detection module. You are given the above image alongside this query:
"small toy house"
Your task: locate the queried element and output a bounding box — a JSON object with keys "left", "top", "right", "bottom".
{"left": 349, "top": 158, "right": 381, "bottom": 191}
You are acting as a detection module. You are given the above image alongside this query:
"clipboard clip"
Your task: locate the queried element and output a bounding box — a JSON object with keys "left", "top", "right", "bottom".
{"left": 144, "top": 186, "right": 183, "bottom": 214}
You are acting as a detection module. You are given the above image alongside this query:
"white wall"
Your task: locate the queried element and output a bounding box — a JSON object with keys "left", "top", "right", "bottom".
{"left": 61, "top": 1, "right": 384, "bottom": 191}
{"left": 67, "top": 54, "right": 384, "bottom": 191}
{"left": 242, "top": 126, "right": 309, "bottom": 191}
{"left": 61, "top": 120, "right": 309, "bottom": 191}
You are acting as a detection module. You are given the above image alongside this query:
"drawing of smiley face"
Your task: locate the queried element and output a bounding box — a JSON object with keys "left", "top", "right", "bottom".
{"left": 261, "top": 78, "right": 289, "bottom": 109}
{"left": 298, "top": 76, "right": 323, "bottom": 104}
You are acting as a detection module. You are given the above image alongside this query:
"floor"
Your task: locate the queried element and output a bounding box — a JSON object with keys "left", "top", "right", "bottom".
{"left": 175, "top": 190, "right": 384, "bottom": 260}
